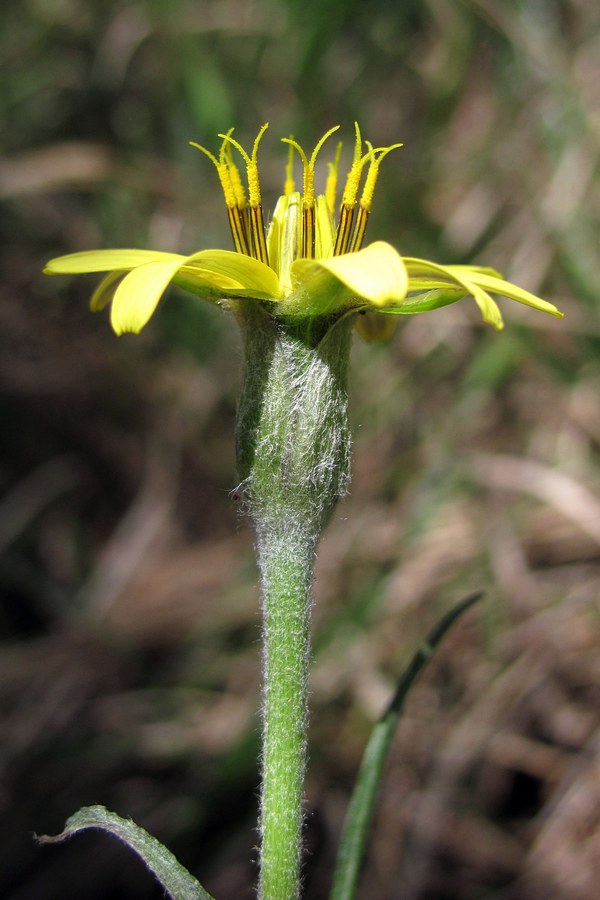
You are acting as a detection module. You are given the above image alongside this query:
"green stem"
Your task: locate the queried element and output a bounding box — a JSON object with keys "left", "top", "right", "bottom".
{"left": 235, "top": 304, "right": 352, "bottom": 899}
{"left": 256, "top": 525, "right": 315, "bottom": 900}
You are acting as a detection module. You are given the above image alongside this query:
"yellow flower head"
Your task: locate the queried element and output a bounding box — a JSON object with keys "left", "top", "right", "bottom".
{"left": 44, "top": 125, "right": 563, "bottom": 336}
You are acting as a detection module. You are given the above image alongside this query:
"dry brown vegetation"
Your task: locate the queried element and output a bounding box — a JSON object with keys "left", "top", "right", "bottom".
{"left": 1, "top": 1, "right": 599, "bottom": 897}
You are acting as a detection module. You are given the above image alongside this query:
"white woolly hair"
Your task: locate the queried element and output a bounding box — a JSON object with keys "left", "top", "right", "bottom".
{"left": 236, "top": 310, "right": 353, "bottom": 544}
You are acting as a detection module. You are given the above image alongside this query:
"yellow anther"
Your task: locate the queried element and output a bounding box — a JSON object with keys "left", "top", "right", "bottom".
{"left": 333, "top": 133, "right": 372, "bottom": 255}
{"left": 220, "top": 132, "right": 247, "bottom": 209}
{"left": 193, "top": 124, "right": 401, "bottom": 266}
{"left": 190, "top": 140, "right": 238, "bottom": 208}
{"left": 228, "top": 161, "right": 247, "bottom": 209}
{"left": 340, "top": 122, "right": 366, "bottom": 208}
{"left": 218, "top": 123, "right": 269, "bottom": 208}
{"left": 325, "top": 141, "right": 343, "bottom": 215}
{"left": 281, "top": 126, "right": 339, "bottom": 209}
{"left": 358, "top": 143, "right": 403, "bottom": 212}
{"left": 281, "top": 128, "right": 335, "bottom": 260}
{"left": 217, "top": 125, "right": 269, "bottom": 264}
{"left": 284, "top": 137, "right": 296, "bottom": 196}
{"left": 190, "top": 138, "right": 251, "bottom": 254}
{"left": 346, "top": 143, "right": 403, "bottom": 254}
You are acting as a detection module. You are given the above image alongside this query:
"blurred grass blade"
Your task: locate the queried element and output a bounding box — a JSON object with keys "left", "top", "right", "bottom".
{"left": 38, "top": 805, "right": 213, "bottom": 900}
{"left": 330, "top": 592, "right": 482, "bottom": 900}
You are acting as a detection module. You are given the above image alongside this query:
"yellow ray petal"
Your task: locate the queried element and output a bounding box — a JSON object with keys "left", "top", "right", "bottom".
{"left": 90, "top": 270, "right": 128, "bottom": 311}
{"left": 291, "top": 241, "right": 408, "bottom": 313}
{"left": 266, "top": 192, "right": 301, "bottom": 292}
{"left": 183, "top": 249, "right": 282, "bottom": 299}
{"left": 404, "top": 257, "right": 504, "bottom": 329}
{"left": 315, "top": 195, "right": 335, "bottom": 260}
{"left": 110, "top": 259, "right": 185, "bottom": 334}
{"left": 44, "top": 249, "right": 184, "bottom": 275}
{"left": 457, "top": 271, "right": 563, "bottom": 319}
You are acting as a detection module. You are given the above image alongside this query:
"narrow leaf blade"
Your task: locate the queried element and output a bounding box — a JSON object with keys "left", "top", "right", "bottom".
{"left": 330, "top": 592, "right": 482, "bottom": 900}
{"left": 38, "top": 805, "right": 213, "bottom": 900}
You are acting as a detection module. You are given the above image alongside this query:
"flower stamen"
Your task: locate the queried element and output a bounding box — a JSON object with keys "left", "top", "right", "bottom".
{"left": 333, "top": 122, "right": 367, "bottom": 256}
{"left": 193, "top": 124, "right": 402, "bottom": 269}
{"left": 190, "top": 135, "right": 252, "bottom": 257}
{"left": 281, "top": 138, "right": 311, "bottom": 256}
{"left": 221, "top": 136, "right": 247, "bottom": 208}
{"left": 219, "top": 124, "right": 270, "bottom": 265}
{"left": 220, "top": 132, "right": 253, "bottom": 257}
{"left": 282, "top": 126, "right": 340, "bottom": 259}
{"left": 348, "top": 142, "right": 403, "bottom": 253}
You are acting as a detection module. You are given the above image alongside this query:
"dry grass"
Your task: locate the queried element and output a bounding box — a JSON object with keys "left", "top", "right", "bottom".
{"left": 1, "top": 1, "right": 600, "bottom": 897}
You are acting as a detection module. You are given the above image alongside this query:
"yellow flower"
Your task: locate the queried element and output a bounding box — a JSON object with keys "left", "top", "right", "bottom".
{"left": 44, "top": 124, "right": 562, "bottom": 336}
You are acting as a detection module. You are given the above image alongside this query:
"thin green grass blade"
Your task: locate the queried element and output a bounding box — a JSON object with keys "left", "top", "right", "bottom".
{"left": 330, "top": 592, "right": 482, "bottom": 900}
{"left": 38, "top": 805, "right": 213, "bottom": 900}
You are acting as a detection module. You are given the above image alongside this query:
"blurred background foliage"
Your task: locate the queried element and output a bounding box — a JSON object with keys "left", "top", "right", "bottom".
{"left": 1, "top": 0, "right": 600, "bottom": 897}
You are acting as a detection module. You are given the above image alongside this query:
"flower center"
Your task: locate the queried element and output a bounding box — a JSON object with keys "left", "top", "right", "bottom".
{"left": 190, "top": 124, "right": 402, "bottom": 277}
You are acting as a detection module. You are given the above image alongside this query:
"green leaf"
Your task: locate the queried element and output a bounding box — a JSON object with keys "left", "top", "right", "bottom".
{"left": 329, "top": 592, "right": 482, "bottom": 900}
{"left": 38, "top": 805, "right": 213, "bottom": 900}
{"left": 379, "top": 287, "right": 467, "bottom": 315}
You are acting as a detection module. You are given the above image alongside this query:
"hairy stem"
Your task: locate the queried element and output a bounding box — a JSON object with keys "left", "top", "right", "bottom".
{"left": 255, "top": 524, "right": 315, "bottom": 899}
{"left": 235, "top": 304, "right": 352, "bottom": 898}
